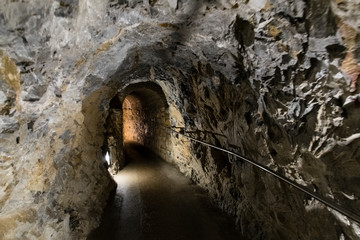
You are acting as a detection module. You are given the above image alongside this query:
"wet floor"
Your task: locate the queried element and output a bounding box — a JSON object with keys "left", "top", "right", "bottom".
{"left": 88, "top": 143, "right": 242, "bottom": 240}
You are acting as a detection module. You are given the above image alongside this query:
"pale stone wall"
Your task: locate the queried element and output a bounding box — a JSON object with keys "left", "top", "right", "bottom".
{"left": 123, "top": 108, "right": 147, "bottom": 144}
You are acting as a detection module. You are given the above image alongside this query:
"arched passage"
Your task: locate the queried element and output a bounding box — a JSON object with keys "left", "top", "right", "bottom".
{"left": 104, "top": 81, "right": 170, "bottom": 173}
{"left": 89, "top": 82, "right": 241, "bottom": 240}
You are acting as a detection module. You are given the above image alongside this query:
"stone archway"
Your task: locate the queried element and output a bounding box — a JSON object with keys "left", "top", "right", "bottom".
{"left": 104, "top": 81, "right": 170, "bottom": 173}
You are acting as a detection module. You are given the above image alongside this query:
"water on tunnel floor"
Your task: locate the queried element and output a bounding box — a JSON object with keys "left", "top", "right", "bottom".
{"left": 88, "top": 143, "right": 243, "bottom": 240}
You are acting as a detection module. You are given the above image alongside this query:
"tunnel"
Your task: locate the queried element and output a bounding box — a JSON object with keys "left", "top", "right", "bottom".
{"left": 90, "top": 82, "right": 243, "bottom": 239}
{"left": 103, "top": 82, "right": 171, "bottom": 173}
{"left": 1, "top": 1, "right": 360, "bottom": 240}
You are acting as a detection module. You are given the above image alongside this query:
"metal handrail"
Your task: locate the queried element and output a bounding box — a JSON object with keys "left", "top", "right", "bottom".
{"left": 159, "top": 124, "right": 360, "bottom": 224}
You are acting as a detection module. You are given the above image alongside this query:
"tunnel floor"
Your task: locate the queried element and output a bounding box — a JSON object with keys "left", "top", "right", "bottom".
{"left": 88, "top": 142, "right": 242, "bottom": 240}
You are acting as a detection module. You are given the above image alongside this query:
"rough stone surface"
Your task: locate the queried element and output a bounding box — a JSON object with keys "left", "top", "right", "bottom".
{"left": 0, "top": 0, "right": 360, "bottom": 239}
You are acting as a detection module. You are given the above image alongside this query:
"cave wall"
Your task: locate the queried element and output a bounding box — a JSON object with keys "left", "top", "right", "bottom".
{"left": 105, "top": 108, "right": 124, "bottom": 173}
{"left": 142, "top": 102, "right": 171, "bottom": 161}
{"left": 123, "top": 94, "right": 147, "bottom": 144}
{"left": 0, "top": 0, "right": 360, "bottom": 239}
{"left": 141, "top": 106, "right": 168, "bottom": 152}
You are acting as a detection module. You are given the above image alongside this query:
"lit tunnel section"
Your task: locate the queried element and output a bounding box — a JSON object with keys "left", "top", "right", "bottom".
{"left": 122, "top": 94, "right": 146, "bottom": 144}
{"left": 104, "top": 82, "right": 171, "bottom": 173}
{"left": 90, "top": 82, "right": 241, "bottom": 240}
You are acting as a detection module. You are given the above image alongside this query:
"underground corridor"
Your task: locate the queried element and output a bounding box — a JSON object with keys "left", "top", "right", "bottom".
{"left": 2, "top": 1, "right": 360, "bottom": 240}
{"left": 87, "top": 80, "right": 360, "bottom": 240}
{"left": 88, "top": 82, "right": 242, "bottom": 240}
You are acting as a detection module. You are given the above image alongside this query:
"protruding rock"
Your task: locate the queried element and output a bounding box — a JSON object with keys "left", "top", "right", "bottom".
{"left": 0, "top": 116, "right": 19, "bottom": 133}
{"left": 167, "top": 0, "right": 177, "bottom": 9}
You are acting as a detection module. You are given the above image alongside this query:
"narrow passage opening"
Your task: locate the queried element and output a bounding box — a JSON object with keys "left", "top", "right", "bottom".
{"left": 102, "top": 81, "right": 171, "bottom": 174}
{"left": 120, "top": 82, "right": 171, "bottom": 164}
{"left": 89, "top": 81, "right": 242, "bottom": 239}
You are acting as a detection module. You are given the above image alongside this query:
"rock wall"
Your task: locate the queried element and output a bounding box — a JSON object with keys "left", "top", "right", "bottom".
{"left": 105, "top": 108, "right": 124, "bottom": 174}
{"left": 123, "top": 97, "right": 147, "bottom": 144}
{"left": 0, "top": 0, "right": 360, "bottom": 239}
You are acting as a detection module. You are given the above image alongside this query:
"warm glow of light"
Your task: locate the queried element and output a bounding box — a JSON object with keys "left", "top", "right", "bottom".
{"left": 114, "top": 172, "right": 133, "bottom": 183}
{"left": 105, "top": 152, "right": 110, "bottom": 165}
{"left": 123, "top": 95, "right": 145, "bottom": 144}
